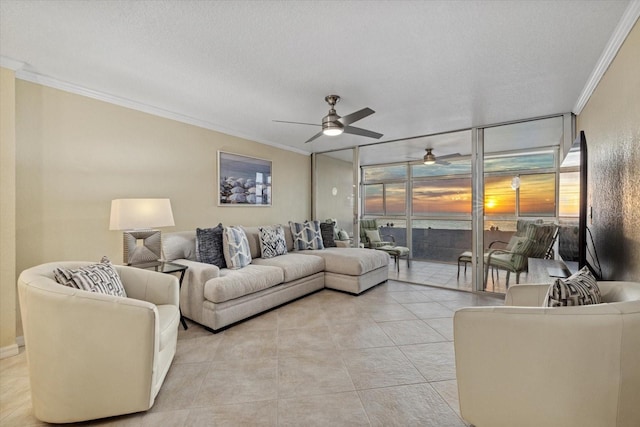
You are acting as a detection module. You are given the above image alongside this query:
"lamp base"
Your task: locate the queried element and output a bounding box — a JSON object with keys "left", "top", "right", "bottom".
{"left": 123, "top": 230, "right": 162, "bottom": 265}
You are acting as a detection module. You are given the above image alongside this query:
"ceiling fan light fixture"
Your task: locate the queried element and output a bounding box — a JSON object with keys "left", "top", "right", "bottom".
{"left": 423, "top": 148, "right": 436, "bottom": 165}
{"left": 322, "top": 114, "right": 343, "bottom": 136}
{"left": 322, "top": 125, "right": 344, "bottom": 136}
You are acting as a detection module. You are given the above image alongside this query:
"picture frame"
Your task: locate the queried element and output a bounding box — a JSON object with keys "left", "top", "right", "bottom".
{"left": 218, "top": 151, "right": 272, "bottom": 206}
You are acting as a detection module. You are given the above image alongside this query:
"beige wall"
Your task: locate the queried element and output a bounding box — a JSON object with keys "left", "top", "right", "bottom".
{"left": 10, "top": 80, "right": 310, "bottom": 339}
{"left": 577, "top": 20, "right": 640, "bottom": 280}
{"left": 15, "top": 81, "right": 311, "bottom": 273}
{"left": 0, "top": 68, "right": 18, "bottom": 356}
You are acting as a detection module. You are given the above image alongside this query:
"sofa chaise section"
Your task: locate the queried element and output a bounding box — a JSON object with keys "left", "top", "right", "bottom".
{"left": 299, "top": 247, "right": 389, "bottom": 294}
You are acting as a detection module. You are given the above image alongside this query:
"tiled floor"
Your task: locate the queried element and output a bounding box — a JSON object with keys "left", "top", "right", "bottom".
{"left": 388, "top": 258, "right": 535, "bottom": 294}
{"left": 0, "top": 280, "right": 504, "bottom": 427}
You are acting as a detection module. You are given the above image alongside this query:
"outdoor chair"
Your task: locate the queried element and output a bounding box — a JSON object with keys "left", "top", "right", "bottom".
{"left": 359, "top": 219, "right": 395, "bottom": 249}
{"left": 483, "top": 222, "right": 559, "bottom": 288}
{"left": 457, "top": 219, "right": 545, "bottom": 278}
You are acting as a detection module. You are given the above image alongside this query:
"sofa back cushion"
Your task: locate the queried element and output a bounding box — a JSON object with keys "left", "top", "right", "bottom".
{"left": 162, "top": 231, "right": 197, "bottom": 261}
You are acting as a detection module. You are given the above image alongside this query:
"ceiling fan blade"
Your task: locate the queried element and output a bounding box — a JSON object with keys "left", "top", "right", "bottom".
{"left": 342, "top": 125, "right": 383, "bottom": 139}
{"left": 304, "top": 131, "right": 324, "bottom": 144}
{"left": 337, "top": 107, "right": 375, "bottom": 127}
{"left": 436, "top": 160, "right": 451, "bottom": 166}
{"left": 437, "top": 152, "right": 463, "bottom": 160}
{"left": 273, "top": 120, "right": 321, "bottom": 127}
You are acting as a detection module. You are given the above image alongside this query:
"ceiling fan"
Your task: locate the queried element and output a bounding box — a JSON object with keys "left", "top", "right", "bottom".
{"left": 274, "top": 95, "right": 383, "bottom": 144}
{"left": 423, "top": 148, "right": 463, "bottom": 165}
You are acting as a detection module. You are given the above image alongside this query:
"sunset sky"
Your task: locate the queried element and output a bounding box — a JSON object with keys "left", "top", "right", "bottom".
{"left": 363, "top": 151, "right": 578, "bottom": 218}
{"left": 365, "top": 173, "right": 576, "bottom": 217}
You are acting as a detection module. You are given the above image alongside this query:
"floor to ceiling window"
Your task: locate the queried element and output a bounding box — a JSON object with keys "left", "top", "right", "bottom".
{"left": 313, "top": 114, "right": 575, "bottom": 293}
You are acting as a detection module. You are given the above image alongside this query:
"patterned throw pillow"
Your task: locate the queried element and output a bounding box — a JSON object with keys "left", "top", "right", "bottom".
{"left": 289, "top": 221, "right": 325, "bottom": 251}
{"left": 222, "top": 226, "right": 252, "bottom": 269}
{"left": 258, "top": 225, "right": 288, "bottom": 258}
{"left": 196, "top": 224, "right": 227, "bottom": 268}
{"left": 319, "top": 222, "right": 337, "bottom": 248}
{"left": 54, "top": 257, "right": 127, "bottom": 297}
{"left": 546, "top": 266, "right": 601, "bottom": 307}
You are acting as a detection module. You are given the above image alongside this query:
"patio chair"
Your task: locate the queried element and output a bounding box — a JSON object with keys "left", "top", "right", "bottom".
{"left": 359, "top": 219, "right": 395, "bottom": 249}
{"left": 457, "top": 219, "right": 544, "bottom": 278}
{"left": 484, "top": 222, "right": 559, "bottom": 288}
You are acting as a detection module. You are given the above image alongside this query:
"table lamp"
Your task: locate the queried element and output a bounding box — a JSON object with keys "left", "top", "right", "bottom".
{"left": 109, "top": 198, "right": 175, "bottom": 265}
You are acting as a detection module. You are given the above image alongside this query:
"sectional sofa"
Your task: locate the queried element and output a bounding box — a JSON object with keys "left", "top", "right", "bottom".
{"left": 162, "top": 225, "right": 390, "bottom": 332}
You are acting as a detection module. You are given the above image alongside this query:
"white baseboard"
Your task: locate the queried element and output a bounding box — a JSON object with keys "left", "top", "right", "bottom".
{"left": 0, "top": 343, "right": 19, "bottom": 359}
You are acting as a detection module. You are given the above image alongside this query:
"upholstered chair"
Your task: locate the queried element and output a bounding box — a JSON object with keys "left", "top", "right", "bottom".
{"left": 359, "top": 219, "right": 395, "bottom": 248}
{"left": 18, "top": 262, "right": 180, "bottom": 423}
{"left": 454, "top": 281, "right": 640, "bottom": 427}
{"left": 484, "top": 222, "right": 559, "bottom": 288}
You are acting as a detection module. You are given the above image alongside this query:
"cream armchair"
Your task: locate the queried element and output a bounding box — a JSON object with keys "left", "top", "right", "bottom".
{"left": 18, "top": 262, "right": 180, "bottom": 423}
{"left": 454, "top": 281, "right": 640, "bottom": 427}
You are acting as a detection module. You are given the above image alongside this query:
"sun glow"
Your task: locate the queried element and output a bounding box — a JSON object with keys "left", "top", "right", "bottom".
{"left": 485, "top": 199, "right": 497, "bottom": 210}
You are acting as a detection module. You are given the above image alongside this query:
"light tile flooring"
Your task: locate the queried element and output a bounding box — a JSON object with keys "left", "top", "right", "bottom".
{"left": 0, "top": 279, "right": 504, "bottom": 427}
{"left": 389, "top": 258, "right": 535, "bottom": 294}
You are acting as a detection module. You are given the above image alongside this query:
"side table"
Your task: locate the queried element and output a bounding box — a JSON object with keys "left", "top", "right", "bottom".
{"left": 131, "top": 260, "right": 188, "bottom": 330}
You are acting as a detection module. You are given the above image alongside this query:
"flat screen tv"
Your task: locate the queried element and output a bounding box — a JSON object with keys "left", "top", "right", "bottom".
{"left": 576, "top": 131, "right": 588, "bottom": 270}
{"left": 574, "top": 130, "right": 601, "bottom": 278}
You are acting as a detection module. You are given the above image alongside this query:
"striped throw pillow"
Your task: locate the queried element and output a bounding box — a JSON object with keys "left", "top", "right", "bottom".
{"left": 222, "top": 226, "right": 252, "bottom": 269}
{"left": 289, "top": 221, "right": 324, "bottom": 251}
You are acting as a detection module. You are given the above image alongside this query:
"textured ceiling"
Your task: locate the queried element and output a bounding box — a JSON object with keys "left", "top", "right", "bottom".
{"left": 0, "top": 1, "right": 632, "bottom": 163}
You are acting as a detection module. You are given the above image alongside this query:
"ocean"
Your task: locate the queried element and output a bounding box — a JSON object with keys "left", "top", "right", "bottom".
{"left": 382, "top": 219, "right": 518, "bottom": 232}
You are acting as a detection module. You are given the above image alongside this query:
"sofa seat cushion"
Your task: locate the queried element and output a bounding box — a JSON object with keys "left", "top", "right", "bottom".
{"left": 300, "top": 248, "right": 389, "bottom": 276}
{"left": 252, "top": 253, "right": 325, "bottom": 282}
{"left": 204, "top": 265, "right": 284, "bottom": 303}
{"left": 156, "top": 304, "right": 180, "bottom": 351}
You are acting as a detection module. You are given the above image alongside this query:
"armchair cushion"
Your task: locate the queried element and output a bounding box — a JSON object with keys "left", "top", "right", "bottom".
{"left": 53, "top": 257, "right": 126, "bottom": 297}
{"left": 546, "top": 266, "right": 601, "bottom": 307}
{"left": 365, "top": 229, "right": 382, "bottom": 243}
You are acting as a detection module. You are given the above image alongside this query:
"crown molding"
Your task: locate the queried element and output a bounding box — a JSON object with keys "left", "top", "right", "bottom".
{"left": 0, "top": 56, "right": 26, "bottom": 71}
{"left": 573, "top": 0, "right": 640, "bottom": 115}
{"left": 12, "top": 69, "right": 310, "bottom": 156}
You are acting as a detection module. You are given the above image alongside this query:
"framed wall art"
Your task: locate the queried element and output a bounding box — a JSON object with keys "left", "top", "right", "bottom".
{"left": 218, "top": 151, "right": 272, "bottom": 206}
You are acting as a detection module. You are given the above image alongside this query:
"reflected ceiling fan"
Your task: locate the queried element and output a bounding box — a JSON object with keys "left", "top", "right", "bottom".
{"left": 274, "top": 95, "right": 383, "bottom": 143}
{"left": 423, "top": 148, "right": 463, "bottom": 165}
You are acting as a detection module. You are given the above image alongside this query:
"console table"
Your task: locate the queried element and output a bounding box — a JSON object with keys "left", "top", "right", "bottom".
{"left": 527, "top": 258, "right": 578, "bottom": 284}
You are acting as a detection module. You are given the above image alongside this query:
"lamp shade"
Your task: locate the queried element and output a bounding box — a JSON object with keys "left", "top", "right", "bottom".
{"left": 109, "top": 199, "right": 175, "bottom": 230}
